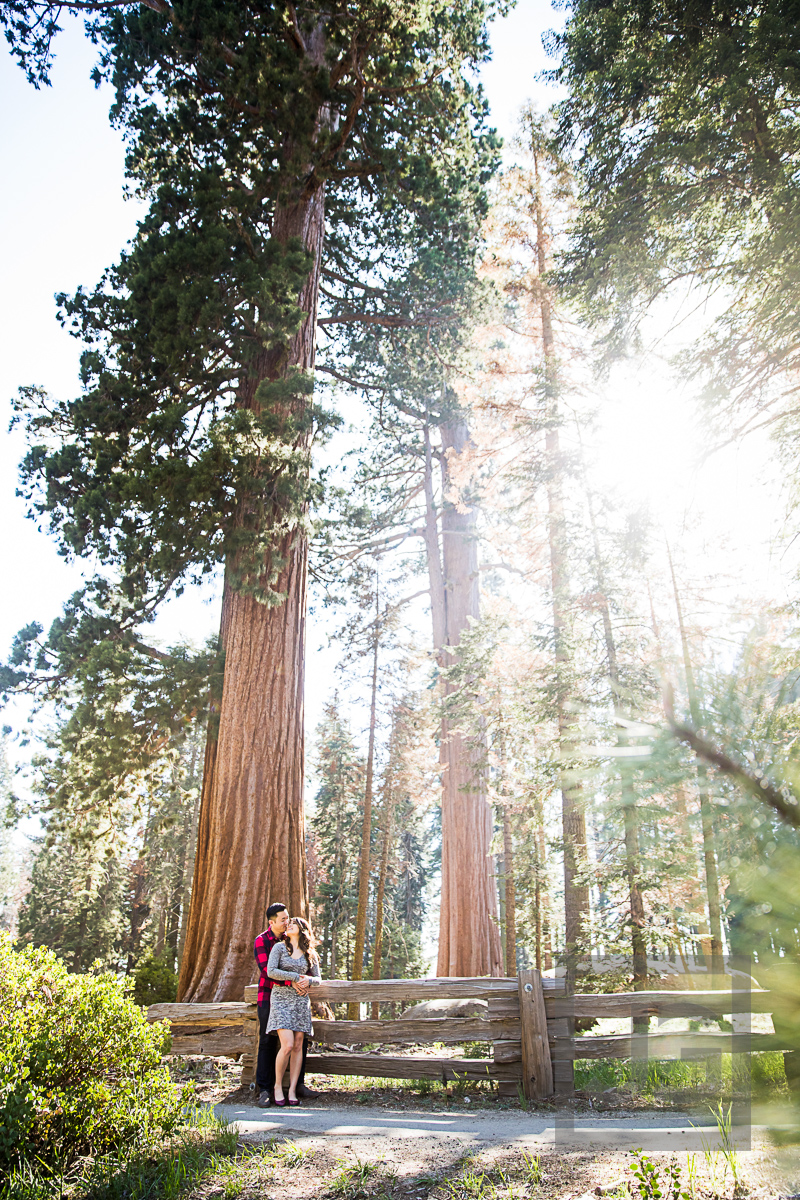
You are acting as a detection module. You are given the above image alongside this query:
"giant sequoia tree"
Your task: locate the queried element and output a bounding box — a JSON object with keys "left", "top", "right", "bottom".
{"left": 3, "top": 0, "right": 500, "bottom": 999}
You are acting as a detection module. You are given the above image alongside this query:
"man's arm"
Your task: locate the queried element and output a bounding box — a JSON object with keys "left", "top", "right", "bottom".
{"left": 255, "top": 932, "right": 292, "bottom": 987}
{"left": 253, "top": 934, "right": 271, "bottom": 980}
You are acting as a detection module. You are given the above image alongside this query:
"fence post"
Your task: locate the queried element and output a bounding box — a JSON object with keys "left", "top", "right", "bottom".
{"left": 517, "top": 968, "right": 554, "bottom": 1101}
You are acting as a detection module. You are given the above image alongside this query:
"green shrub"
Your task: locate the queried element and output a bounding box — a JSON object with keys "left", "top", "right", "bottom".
{"left": 0, "top": 933, "right": 185, "bottom": 1176}
{"left": 131, "top": 953, "right": 178, "bottom": 1007}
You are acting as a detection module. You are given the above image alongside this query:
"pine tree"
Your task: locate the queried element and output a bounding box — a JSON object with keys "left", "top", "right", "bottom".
{"left": 12, "top": 677, "right": 205, "bottom": 984}
{"left": 478, "top": 109, "right": 591, "bottom": 998}
{"left": 17, "top": 835, "right": 129, "bottom": 973}
{"left": 308, "top": 703, "right": 364, "bottom": 978}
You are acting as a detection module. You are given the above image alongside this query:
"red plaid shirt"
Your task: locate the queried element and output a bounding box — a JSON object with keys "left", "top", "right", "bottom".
{"left": 253, "top": 927, "right": 293, "bottom": 1004}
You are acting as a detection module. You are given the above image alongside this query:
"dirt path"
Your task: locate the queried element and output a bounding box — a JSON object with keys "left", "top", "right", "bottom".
{"left": 217, "top": 1100, "right": 727, "bottom": 1149}
{"left": 198, "top": 1105, "right": 799, "bottom": 1200}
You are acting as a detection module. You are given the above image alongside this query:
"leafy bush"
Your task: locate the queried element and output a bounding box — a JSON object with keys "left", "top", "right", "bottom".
{"left": 131, "top": 953, "right": 178, "bottom": 1007}
{"left": 0, "top": 934, "right": 184, "bottom": 1176}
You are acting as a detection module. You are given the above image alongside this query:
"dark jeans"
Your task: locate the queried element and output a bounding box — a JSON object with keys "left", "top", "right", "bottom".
{"left": 256, "top": 998, "right": 308, "bottom": 1093}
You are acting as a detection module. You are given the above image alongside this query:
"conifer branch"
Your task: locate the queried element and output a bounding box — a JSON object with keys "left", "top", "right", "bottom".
{"left": 318, "top": 312, "right": 451, "bottom": 328}
{"left": 321, "top": 269, "right": 386, "bottom": 297}
{"left": 315, "top": 365, "right": 386, "bottom": 392}
{"left": 663, "top": 686, "right": 800, "bottom": 829}
{"left": 126, "top": 637, "right": 178, "bottom": 666}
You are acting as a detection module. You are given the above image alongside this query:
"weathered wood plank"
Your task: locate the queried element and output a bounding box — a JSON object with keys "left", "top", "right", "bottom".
{"left": 546, "top": 1018, "right": 570, "bottom": 1038}
{"left": 544, "top": 990, "right": 772, "bottom": 1021}
{"left": 518, "top": 968, "right": 554, "bottom": 1101}
{"left": 551, "top": 1031, "right": 781, "bottom": 1061}
{"left": 312, "top": 1017, "right": 520, "bottom": 1045}
{"left": 486, "top": 997, "right": 521, "bottom": 1019}
{"left": 168, "top": 1030, "right": 249, "bottom": 1058}
{"left": 304, "top": 1053, "right": 523, "bottom": 1082}
{"left": 148, "top": 1002, "right": 252, "bottom": 1026}
{"left": 493, "top": 1040, "right": 522, "bottom": 1064}
{"left": 244, "top": 978, "right": 521, "bottom": 1006}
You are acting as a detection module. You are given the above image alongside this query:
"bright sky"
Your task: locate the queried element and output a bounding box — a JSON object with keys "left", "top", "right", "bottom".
{"left": 0, "top": 0, "right": 788, "bottom": 764}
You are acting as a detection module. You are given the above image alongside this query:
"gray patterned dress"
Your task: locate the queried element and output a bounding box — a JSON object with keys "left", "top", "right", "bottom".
{"left": 265, "top": 943, "right": 321, "bottom": 1036}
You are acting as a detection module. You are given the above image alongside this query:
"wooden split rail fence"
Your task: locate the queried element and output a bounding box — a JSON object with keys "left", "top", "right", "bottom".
{"left": 148, "top": 972, "right": 779, "bottom": 1102}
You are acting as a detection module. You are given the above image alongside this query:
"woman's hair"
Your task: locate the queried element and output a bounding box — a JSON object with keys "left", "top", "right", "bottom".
{"left": 286, "top": 915, "right": 319, "bottom": 965}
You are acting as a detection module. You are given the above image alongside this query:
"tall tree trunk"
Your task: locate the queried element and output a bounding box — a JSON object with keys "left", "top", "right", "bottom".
{"left": 155, "top": 898, "right": 167, "bottom": 957}
{"left": 532, "top": 148, "right": 589, "bottom": 996}
{"left": 667, "top": 546, "right": 724, "bottom": 985}
{"left": 533, "top": 794, "right": 552, "bottom": 972}
{"left": 497, "top": 850, "right": 507, "bottom": 968}
{"left": 501, "top": 802, "right": 517, "bottom": 976}
{"left": 349, "top": 581, "right": 381, "bottom": 1020}
{"left": 74, "top": 869, "right": 93, "bottom": 973}
{"left": 648, "top": 586, "right": 709, "bottom": 974}
{"left": 127, "top": 856, "right": 150, "bottom": 975}
{"left": 177, "top": 181, "right": 325, "bottom": 1001}
{"left": 177, "top": 746, "right": 202, "bottom": 969}
{"left": 582, "top": 470, "right": 648, "bottom": 992}
{"left": 371, "top": 789, "right": 395, "bottom": 1019}
{"left": 427, "top": 416, "right": 502, "bottom": 977}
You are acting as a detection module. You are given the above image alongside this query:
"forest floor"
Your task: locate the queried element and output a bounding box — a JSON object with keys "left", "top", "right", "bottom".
{"left": 158, "top": 1059, "right": 800, "bottom": 1200}
{"left": 171, "top": 1118, "right": 799, "bottom": 1200}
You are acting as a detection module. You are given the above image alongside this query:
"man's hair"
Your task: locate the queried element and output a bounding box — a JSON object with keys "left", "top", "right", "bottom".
{"left": 266, "top": 902, "right": 288, "bottom": 920}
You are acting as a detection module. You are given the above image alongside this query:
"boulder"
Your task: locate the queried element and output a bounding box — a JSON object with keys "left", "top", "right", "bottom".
{"left": 401, "top": 998, "right": 489, "bottom": 1019}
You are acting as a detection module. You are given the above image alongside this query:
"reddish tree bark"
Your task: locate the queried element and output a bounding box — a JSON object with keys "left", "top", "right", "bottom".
{"left": 530, "top": 140, "right": 590, "bottom": 996}
{"left": 177, "top": 182, "right": 323, "bottom": 1001}
{"left": 429, "top": 418, "right": 503, "bottom": 978}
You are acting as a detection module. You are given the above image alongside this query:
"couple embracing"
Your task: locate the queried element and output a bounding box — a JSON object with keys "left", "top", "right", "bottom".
{"left": 253, "top": 902, "right": 323, "bottom": 1107}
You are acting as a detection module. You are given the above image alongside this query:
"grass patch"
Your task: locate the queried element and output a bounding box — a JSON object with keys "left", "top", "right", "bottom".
{"left": 271, "top": 1140, "right": 314, "bottom": 1167}
{"left": 311, "top": 1073, "right": 497, "bottom": 1101}
{"left": 327, "top": 1155, "right": 396, "bottom": 1199}
{"left": 575, "top": 1052, "right": 788, "bottom": 1100}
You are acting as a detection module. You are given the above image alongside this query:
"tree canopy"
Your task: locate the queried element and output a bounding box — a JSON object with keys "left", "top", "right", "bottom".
{"left": 551, "top": 0, "right": 800, "bottom": 429}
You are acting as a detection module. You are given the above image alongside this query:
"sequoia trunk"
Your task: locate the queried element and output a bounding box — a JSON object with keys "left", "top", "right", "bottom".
{"left": 177, "top": 184, "right": 324, "bottom": 1001}
{"left": 534, "top": 166, "right": 589, "bottom": 993}
{"left": 431, "top": 418, "right": 502, "bottom": 977}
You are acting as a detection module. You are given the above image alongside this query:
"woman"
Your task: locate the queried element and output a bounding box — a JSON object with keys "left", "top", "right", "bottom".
{"left": 266, "top": 915, "right": 321, "bottom": 1106}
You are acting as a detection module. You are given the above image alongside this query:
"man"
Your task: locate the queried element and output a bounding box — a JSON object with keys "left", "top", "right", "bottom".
{"left": 253, "top": 901, "right": 318, "bottom": 1104}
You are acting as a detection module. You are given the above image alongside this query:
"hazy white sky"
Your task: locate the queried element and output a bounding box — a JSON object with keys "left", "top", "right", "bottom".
{"left": 0, "top": 0, "right": 788, "bottom": 757}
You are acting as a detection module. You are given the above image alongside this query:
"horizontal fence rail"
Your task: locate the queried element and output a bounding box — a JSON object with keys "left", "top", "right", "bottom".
{"left": 148, "top": 973, "right": 781, "bottom": 1101}
{"left": 242, "top": 978, "right": 532, "bottom": 1004}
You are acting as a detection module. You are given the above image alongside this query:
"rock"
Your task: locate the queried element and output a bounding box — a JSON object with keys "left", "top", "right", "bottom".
{"left": 401, "top": 998, "right": 489, "bottom": 1019}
